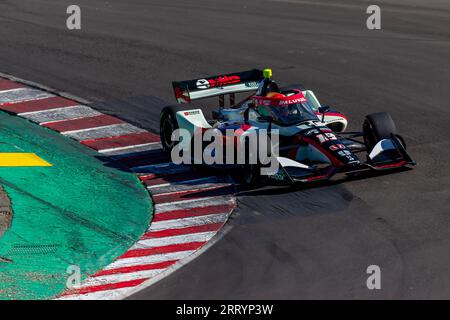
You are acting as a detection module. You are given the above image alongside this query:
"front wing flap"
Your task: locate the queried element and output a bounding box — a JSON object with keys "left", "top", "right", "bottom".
{"left": 265, "top": 136, "right": 415, "bottom": 184}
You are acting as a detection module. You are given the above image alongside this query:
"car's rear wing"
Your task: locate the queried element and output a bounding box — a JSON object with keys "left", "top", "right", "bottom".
{"left": 172, "top": 69, "right": 264, "bottom": 104}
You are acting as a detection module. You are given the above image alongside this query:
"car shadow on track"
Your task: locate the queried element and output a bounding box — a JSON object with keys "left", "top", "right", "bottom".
{"left": 94, "top": 155, "right": 135, "bottom": 172}
{"left": 234, "top": 167, "right": 413, "bottom": 197}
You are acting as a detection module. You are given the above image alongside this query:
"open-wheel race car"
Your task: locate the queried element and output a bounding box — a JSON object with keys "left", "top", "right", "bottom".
{"left": 159, "top": 68, "right": 415, "bottom": 185}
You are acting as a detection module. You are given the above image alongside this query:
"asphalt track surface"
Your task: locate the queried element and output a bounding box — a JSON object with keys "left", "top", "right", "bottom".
{"left": 0, "top": 0, "right": 449, "bottom": 298}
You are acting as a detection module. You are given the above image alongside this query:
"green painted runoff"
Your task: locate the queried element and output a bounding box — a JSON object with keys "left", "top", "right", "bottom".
{"left": 0, "top": 112, "right": 152, "bottom": 299}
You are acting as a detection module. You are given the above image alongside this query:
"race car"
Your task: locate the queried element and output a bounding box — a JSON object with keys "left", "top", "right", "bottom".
{"left": 159, "top": 69, "right": 415, "bottom": 185}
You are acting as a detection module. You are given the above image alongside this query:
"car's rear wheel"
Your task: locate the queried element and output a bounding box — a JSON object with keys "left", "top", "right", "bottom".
{"left": 363, "top": 112, "right": 397, "bottom": 151}
{"left": 239, "top": 138, "right": 264, "bottom": 185}
{"left": 160, "top": 104, "right": 195, "bottom": 153}
{"left": 160, "top": 106, "right": 178, "bottom": 153}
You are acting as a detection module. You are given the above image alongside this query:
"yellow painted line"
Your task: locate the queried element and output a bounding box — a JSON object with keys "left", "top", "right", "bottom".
{"left": 0, "top": 153, "right": 52, "bottom": 167}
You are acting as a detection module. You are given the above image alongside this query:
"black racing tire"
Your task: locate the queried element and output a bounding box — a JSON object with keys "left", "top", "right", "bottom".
{"left": 239, "top": 137, "right": 265, "bottom": 185}
{"left": 160, "top": 104, "right": 194, "bottom": 153}
{"left": 363, "top": 112, "right": 397, "bottom": 151}
{"left": 241, "top": 164, "right": 261, "bottom": 185}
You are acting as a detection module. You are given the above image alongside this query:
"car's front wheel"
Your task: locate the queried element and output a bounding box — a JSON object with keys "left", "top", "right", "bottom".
{"left": 363, "top": 112, "right": 397, "bottom": 151}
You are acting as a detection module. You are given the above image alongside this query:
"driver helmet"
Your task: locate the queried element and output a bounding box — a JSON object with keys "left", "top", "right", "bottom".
{"left": 266, "top": 92, "right": 285, "bottom": 98}
{"left": 261, "top": 92, "right": 299, "bottom": 118}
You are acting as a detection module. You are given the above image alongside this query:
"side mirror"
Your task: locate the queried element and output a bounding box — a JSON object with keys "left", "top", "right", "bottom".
{"left": 318, "top": 105, "right": 330, "bottom": 122}
{"left": 318, "top": 105, "right": 330, "bottom": 114}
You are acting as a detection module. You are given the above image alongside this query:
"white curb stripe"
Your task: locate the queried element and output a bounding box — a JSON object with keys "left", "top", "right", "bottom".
{"left": 104, "top": 250, "right": 196, "bottom": 270}
{"left": 150, "top": 180, "right": 231, "bottom": 195}
{"left": 0, "top": 88, "right": 54, "bottom": 104}
{"left": 17, "top": 105, "right": 80, "bottom": 116}
{"left": 155, "top": 196, "right": 235, "bottom": 213}
{"left": 57, "top": 287, "right": 132, "bottom": 300}
{"left": 80, "top": 268, "right": 166, "bottom": 288}
{"left": 147, "top": 175, "right": 220, "bottom": 189}
{"left": 0, "top": 88, "right": 26, "bottom": 94}
{"left": 148, "top": 213, "right": 228, "bottom": 231}
{"left": 98, "top": 142, "right": 162, "bottom": 156}
{"left": 19, "top": 105, "right": 100, "bottom": 124}
{"left": 62, "top": 123, "right": 146, "bottom": 141}
{"left": 130, "top": 231, "right": 217, "bottom": 249}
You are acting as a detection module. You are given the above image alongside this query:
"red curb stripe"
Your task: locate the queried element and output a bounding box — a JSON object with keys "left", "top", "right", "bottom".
{"left": 43, "top": 114, "right": 124, "bottom": 132}
{"left": 141, "top": 171, "right": 210, "bottom": 186}
{"left": 81, "top": 132, "right": 160, "bottom": 151}
{"left": 94, "top": 260, "right": 178, "bottom": 277}
{"left": 153, "top": 204, "right": 233, "bottom": 222}
{"left": 152, "top": 185, "right": 234, "bottom": 204}
{"left": 141, "top": 222, "right": 224, "bottom": 239}
{"left": 61, "top": 278, "right": 148, "bottom": 296}
{"left": 139, "top": 174, "right": 157, "bottom": 181}
{"left": 0, "top": 79, "right": 26, "bottom": 91}
{"left": 0, "top": 96, "right": 76, "bottom": 113}
{"left": 120, "top": 241, "right": 206, "bottom": 259}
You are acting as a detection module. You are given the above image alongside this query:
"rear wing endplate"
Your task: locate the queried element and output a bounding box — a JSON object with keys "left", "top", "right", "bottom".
{"left": 172, "top": 69, "right": 264, "bottom": 103}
